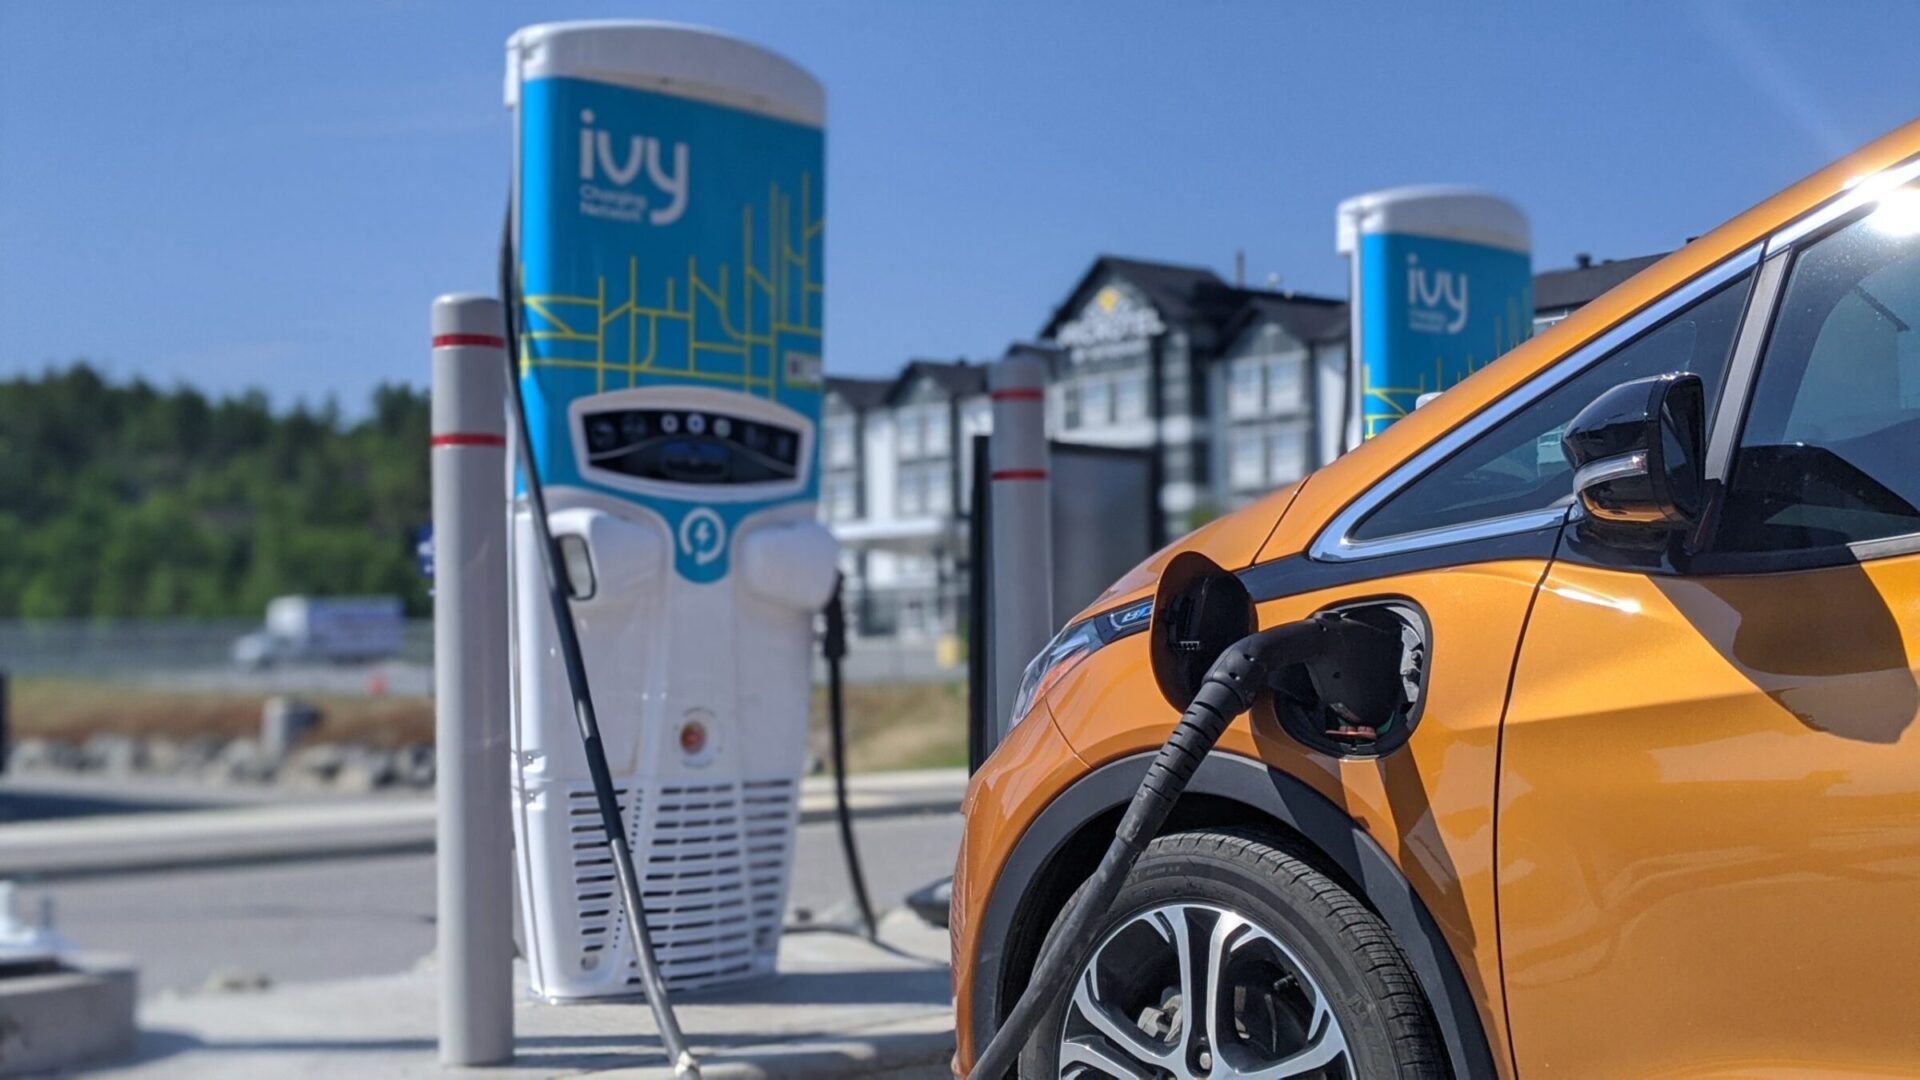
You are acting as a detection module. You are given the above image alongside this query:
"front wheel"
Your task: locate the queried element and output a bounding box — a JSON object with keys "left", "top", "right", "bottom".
{"left": 1018, "top": 828, "right": 1446, "bottom": 1079}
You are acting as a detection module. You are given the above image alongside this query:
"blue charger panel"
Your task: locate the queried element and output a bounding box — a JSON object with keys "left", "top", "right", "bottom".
{"left": 516, "top": 74, "right": 825, "bottom": 582}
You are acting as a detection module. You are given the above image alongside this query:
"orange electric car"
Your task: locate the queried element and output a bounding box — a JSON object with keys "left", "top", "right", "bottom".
{"left": 953, "top": 117, "right": 1920, "bottom": 1078}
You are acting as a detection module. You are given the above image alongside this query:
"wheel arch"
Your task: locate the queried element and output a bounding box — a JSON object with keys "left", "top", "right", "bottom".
{"left": 970, "top": 749, "right": 1498, "bottom": 1080}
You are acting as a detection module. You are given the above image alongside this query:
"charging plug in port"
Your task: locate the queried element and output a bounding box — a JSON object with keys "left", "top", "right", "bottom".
{"left": 1265, "top": 599, "right": 1428, "bottom": 758}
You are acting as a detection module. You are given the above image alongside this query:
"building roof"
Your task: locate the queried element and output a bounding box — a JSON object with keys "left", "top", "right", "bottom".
{"left": 1221, "top": 292, "right": 1349, "bottom": 347}
{"left": 1533, "top": 253, "right": 1668, "bottom": 314}
{"left": 889, "top": 358, "right": 987, "bottom": 403}
{"left": 832, "top": 251, "right": 1670, "bottom": 413}
{"left": 1040, "top": 254, "right": 1227, "bottom": 337}
{"left": 1043, "top": 253, "right": 1352, "bottom": 347}
{"left": 824, "top": 375, "right": 893, "bottom": 410}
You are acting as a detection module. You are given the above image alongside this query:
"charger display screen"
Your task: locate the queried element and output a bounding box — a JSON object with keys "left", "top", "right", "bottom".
{"left": 580, "top": 408, "right": 800, "bottom": 485}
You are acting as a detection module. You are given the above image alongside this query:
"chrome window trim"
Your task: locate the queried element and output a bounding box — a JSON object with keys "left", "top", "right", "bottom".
{"left": 1846, "top": 530, "right": 1920, "bottom": 563}
{"left": 1765, "top": 153, "right": 1920, "bottom": 254}
{"left": 1702, "top": 250, "right": 1789, "bottom": 484}
{"left": 1311, "top": 244, "right": 1764, "bottom": 563}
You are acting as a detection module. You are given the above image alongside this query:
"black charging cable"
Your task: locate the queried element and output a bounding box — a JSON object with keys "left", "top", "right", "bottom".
{"left": 821, "top": 574, "right": 879, "bottom": 941}
{"left": 967, "top": 613, "right": 1377, "bottom": 1079}
{"left": 499, "top": 224, "right": 701, "bottom": 1080}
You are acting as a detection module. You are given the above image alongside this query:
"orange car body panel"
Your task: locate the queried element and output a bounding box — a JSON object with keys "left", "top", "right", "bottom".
{"left": 952, "top": 117, "right": 1920, "bottom": 1077}
{"left": 949, "top": 690, "right": 1090, "bottom": 1067}
{"left": 1499, "top": 555, "right": 1920, "bottom": 1076}
{"left": 1050, "top": 559, "right": 1550, "bottom": 1074}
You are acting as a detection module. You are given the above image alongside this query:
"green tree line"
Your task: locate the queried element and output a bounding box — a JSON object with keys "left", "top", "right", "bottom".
{"left": 0, "top": 364, "right": 432, "bottom": 619}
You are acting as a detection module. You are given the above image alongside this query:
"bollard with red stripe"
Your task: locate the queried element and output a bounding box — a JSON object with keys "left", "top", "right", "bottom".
{"left": 429, "top": 294, "right": 515, "bottom": 1066}
{"left": 987, "top": 352, "right": 1056, "bottom": 747}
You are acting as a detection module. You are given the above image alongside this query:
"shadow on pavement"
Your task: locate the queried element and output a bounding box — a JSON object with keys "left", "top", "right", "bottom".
{"left": 0, "top": 790, "right": 214, "bottom": 824}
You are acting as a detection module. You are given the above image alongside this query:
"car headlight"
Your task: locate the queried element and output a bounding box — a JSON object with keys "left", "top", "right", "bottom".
{"left": 1007, "top": 597, "right": 1155, "bottom": 726}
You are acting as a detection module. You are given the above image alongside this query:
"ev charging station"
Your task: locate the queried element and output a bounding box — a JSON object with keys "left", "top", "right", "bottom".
{"left": 1337, "top": 187, "right": 1533, "bottom": 445}
{"left": 502, "top": 23, "right": 837, "bottom": 1002}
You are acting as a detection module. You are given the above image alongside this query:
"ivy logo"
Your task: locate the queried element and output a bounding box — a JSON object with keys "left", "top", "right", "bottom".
{"left": 1407, "top": 254, "right": 1469, "bottom": 335}
{"left": 576, "top": 109, "right": 688, "bottom": 226}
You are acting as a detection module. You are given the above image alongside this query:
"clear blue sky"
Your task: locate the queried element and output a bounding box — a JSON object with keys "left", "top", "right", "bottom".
{"left": 2, "top": 2, "right": 1916, "bottom": 411}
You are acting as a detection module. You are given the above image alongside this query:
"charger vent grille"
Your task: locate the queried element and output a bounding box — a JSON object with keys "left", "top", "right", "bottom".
{"left": 566, "top": 776, "right": 798, "bottom": 992}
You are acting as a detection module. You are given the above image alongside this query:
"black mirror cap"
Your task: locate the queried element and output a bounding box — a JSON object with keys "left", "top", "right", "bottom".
{"left": 1563, "top": 371, "right": 1707, "bottom": 534}
{"left": 1149, "top": 551, "right": 1256, "bottom": 711}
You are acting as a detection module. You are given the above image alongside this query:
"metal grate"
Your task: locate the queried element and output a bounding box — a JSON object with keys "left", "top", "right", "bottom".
{"left": 566, "top": 775, "right": 798, "bottom": 992}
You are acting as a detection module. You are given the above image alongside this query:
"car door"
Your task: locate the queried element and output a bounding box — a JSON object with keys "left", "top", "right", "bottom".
{"left": 1257, "top": 231, "right": 1764, "bottom": 1073}
{"left": 1499, "top": 174, "right": 1920, "bottom": 1075}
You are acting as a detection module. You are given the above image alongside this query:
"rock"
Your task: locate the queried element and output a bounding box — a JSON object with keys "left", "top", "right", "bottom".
{"left": 6, "top": 738, "right": 57, "bottom": 773}
{"left": 211, "top": 738, "right": 275, "bottom": 785}
{"left": 141, "top": 736, "right": 185, "bottom": 777}
{"left": 260, "top": 697, "right": 321, "bottom": 764}
{"left": 203, "top": 968, "right": 272, "bottom": 993}
{"left": 395, "top": 744, "right": 435, "bottom": 788}
{"left": 283, "top": 743, "right": 346, "bottom": 788}
{"left": 177, "top": 736, "right": 225, "bottom": 776}
{"left": 80, "top": 734, "right": 144, "bottom": 776}
{"left": 332, "top": 747, "right": 397, "bottom": 793}
{"left": 46, "top": 739, "right": 85, "bottom": 772}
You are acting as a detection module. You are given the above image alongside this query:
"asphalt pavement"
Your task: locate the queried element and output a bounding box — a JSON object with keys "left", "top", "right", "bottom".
{"left": 14, "top": 811, "right": 963, "bottom": 997}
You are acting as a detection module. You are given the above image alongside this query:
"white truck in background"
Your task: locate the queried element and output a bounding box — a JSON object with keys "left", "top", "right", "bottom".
{"left": 232, "top": 595, "right": 405, "bottom": 667}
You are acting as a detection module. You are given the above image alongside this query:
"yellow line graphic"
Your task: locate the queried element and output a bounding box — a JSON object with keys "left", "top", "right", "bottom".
{"left": 515, "top": 175, "right": 824, "bottom": 401}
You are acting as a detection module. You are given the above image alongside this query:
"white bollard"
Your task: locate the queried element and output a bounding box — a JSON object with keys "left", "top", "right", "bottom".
{"left": 430, "top": 295, "right": 514, "bottom": 1066}
{"left": 988, "top": 353, "right": 1055, "bottom": 746}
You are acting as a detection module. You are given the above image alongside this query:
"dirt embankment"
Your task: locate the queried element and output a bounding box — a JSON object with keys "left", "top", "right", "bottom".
{"left": 13, "top": 678, "right": 967, "bottom": 773}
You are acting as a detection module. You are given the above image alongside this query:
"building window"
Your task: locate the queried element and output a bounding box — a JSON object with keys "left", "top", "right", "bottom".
{"left": 1266, "top": 355, "right": 1304, "bottom": 414}
{"left": 1268, "top": 424, "right": 1307, "bottom": 484}
{"left": 925, "top": 465, "right": 952, "bottom": 514}
{"left": 1062, "top": 383, "right": 1082, "bottom": 429}
{"left": 1083, "top": 378, "right": 1112, "bottom": 426}
{"left": 824, "top": 474, "right": 858, "bottom": 522}
{"left": 825, "top": 414, "right": 856, "bottom": 468}
{"left": 1115, "top": 372, "right": 1147, "bottom": 422}
{"left": 1228, "top": 359, "right": 1263, "bottom": 419}
{"left": 1229, "top": 429, "right": 1265, "bottom": 490}
{"left": 924, "top": 405, "right": 950, "bottom": 457}
{"left": 897, "top": 465, "right": 925, "bottom": 516}
{"left": 900, "top": 408, "right": 927, "bottom": 460}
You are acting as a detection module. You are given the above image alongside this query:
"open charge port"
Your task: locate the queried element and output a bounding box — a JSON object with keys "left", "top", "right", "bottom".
{"left": 1262, "top": 599, "right": 1429, "bottom": 759}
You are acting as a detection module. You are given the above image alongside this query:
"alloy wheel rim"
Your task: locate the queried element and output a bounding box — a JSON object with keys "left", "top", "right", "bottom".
{"left": 1057, "top": 901, "right": 1352, "bottom": 1080}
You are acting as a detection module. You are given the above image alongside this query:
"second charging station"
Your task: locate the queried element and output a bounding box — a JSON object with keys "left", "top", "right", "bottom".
{"left": 503, "top": 22, "right": 840, "bottom": 1001}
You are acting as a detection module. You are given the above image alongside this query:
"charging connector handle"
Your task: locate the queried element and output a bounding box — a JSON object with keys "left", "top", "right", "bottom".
{"left": 966, "top": 616, "right": 1335, "bottom": 1080}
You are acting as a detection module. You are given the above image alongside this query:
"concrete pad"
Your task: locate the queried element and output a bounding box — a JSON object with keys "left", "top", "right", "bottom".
{"left": 0, "top": 953, "right": 137, "bottom": 1077}
{"left": 103, "top": 913, "right": 955, "bottom": 1079}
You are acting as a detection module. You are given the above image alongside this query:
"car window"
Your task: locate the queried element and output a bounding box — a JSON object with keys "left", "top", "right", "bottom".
{"left": 1717, "top": 193, "right": 1920, "bottom": 554}
{"left": 1353, "top": 269, "right": 1754, "bottom": 542}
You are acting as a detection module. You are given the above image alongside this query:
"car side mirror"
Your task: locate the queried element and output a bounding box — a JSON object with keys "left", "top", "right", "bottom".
{"left": 1148, "top": 551, "right": 1255, "bottom": 710}
{"left": 1562, "top": 371, "right": 1706, "bottom": 541}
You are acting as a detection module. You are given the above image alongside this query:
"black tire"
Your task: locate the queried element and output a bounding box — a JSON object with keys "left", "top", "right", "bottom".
{"left": 1018, "top": 828, "right": 1447, "bottom": 1079}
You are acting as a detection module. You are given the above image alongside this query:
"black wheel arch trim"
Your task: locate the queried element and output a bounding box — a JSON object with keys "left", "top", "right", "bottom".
{"left": 969, "top": 749, "right": 1499, "bottom": 1080}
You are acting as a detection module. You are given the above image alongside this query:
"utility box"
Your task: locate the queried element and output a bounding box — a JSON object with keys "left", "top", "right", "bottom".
{"left": 504, "top": 21, "right": 836, "bottom": 1001}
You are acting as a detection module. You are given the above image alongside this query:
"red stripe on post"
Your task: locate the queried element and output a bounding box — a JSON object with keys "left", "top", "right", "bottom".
{"left": 432, "top": 434, "right": 507, "bottom": 448}
{"left": 990, "top": 388, "right": 1044, "bottom": 402}
{"left": 991, "top": 469, "right": 1048, "bottom": 481}
{"left": 432, "top": 334, "right": 506, "bottom": 349}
